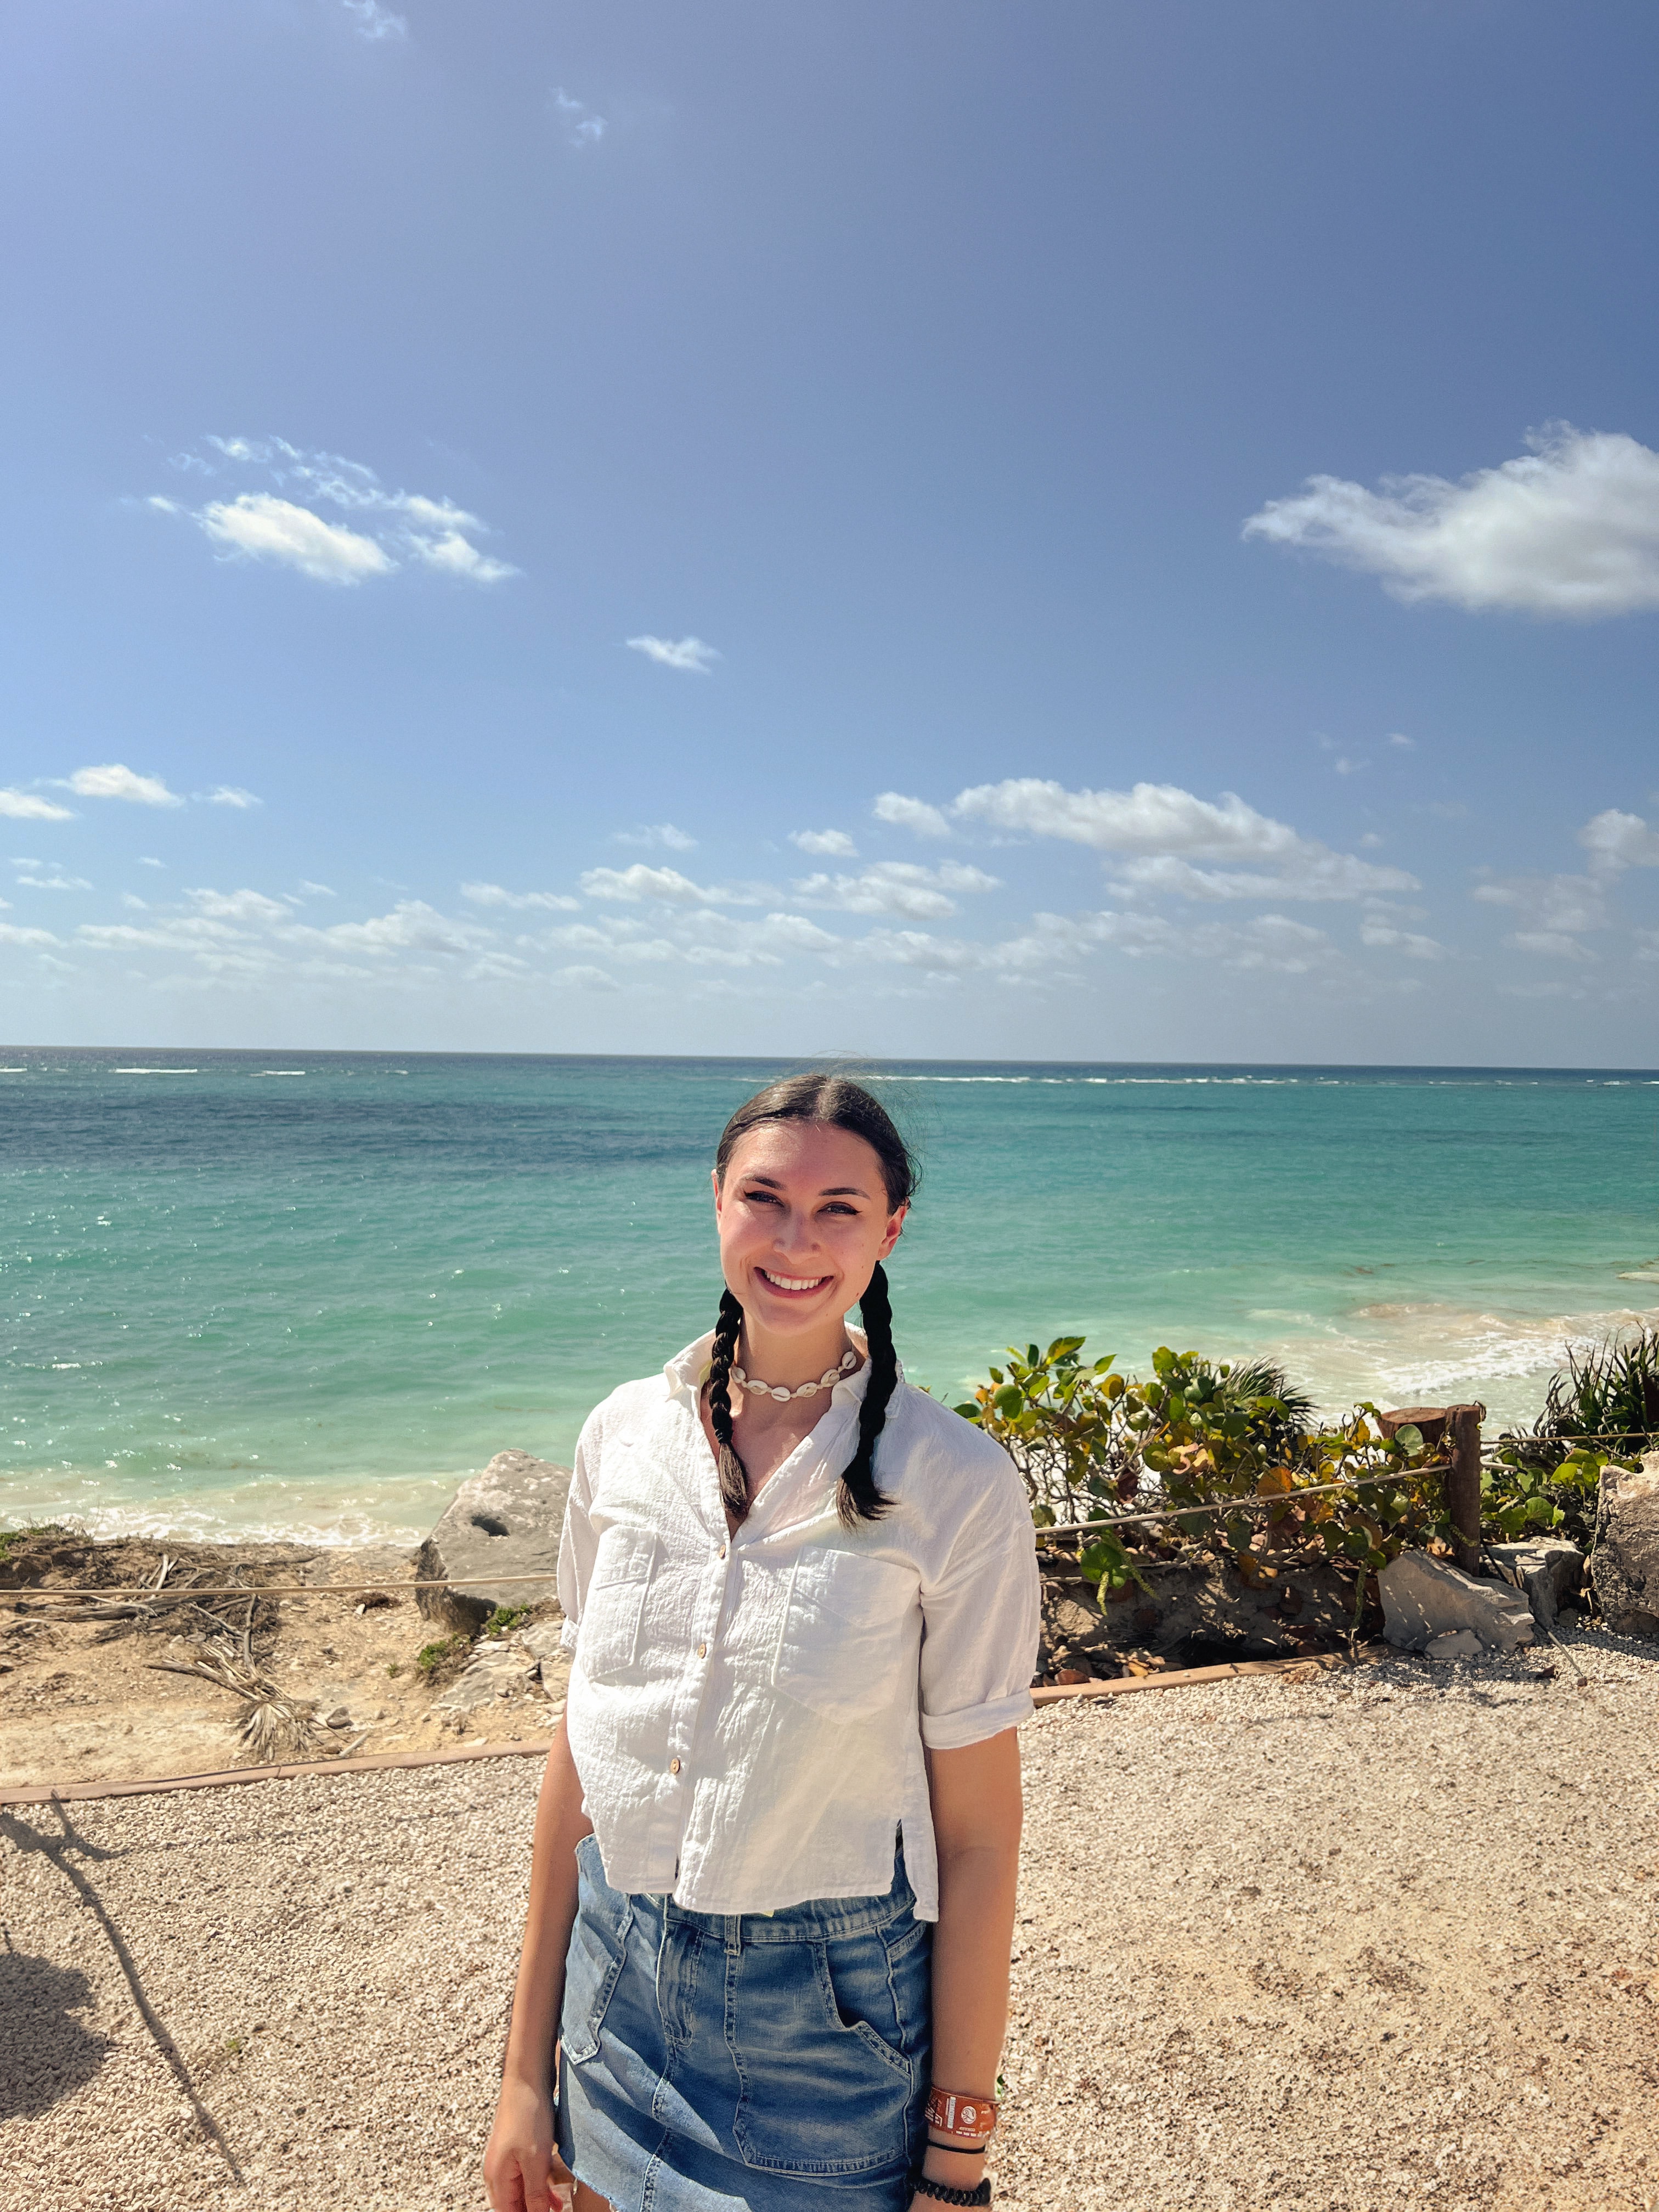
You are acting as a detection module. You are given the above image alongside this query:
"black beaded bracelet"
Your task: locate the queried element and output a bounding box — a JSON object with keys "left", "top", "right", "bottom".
{"left": 910, "top": 2175, "right": 991, "bottom": 2208}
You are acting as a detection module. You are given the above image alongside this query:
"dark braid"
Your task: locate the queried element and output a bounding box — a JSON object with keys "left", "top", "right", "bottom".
{"left": 706, "top": 1286, "right": 752, "bottom": 1522}
{"left": 709, "top": 1073, "right": 918, "bottom": 1530}
{"left": 837, "top": 1260, "right": 897, "bottom": 1526}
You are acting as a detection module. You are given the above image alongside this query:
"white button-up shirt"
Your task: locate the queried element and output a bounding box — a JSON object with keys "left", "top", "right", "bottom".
{"left": 558, "top": 1333, "right": 1040, "bottom": 1921}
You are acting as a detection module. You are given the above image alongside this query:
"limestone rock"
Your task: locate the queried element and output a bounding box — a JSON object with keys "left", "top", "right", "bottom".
{"left": 415, "top": 1450, "right": 572, "bottom": 1634}
{"left": 434, "top": 1640, "right": 540, "bottom": 1712}
{"left": 1425, "top": 1630, "right": 1482, "bottom": 1661}
{"left": 1486, "top": 1539, "right": 1585, "bottom": 1632}
{"left": 1379, "top": 1552, "right": 1534, "bottom": 1652}
{"left": 1590, "top": 1459, "right": 1659, "bottom": 1640}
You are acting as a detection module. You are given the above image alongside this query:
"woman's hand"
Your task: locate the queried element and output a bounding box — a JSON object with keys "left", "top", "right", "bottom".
{"left": 483, "top": 2076, "right": 572, "bottom": 2212}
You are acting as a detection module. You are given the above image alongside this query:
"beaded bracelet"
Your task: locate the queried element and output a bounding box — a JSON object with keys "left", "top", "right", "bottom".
{"left": 910, "top": 2175, "right": 991, "bottom": 2208}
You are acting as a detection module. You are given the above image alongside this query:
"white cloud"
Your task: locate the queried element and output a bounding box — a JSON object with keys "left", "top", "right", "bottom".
{"left": 139, "top": 856, "right": 165, "bottom": 868}
{"left": 1579, "top": 808, "right": 1659, "bottom": 875}
{"left": 15, "top": 872, "right": 91, "bottom": 891}
{"left": 552, "top": 965, "right": 617, "bottom": 990}
{"left": 626, "top": 635, "right": 719, "bottom": 674}
{"left": 834, "top": 908, "right": 1338, "bottom": 980}
{"left": 69, "top": 763, "right": 184, "bottom": 807}
{"left": 0, "top": 922, "right": 60, "bottom": 947}
{"left": 552, "top": 88, "right": 607, "bottom": 145}
{"left": 1244, "top": 425, "right": 1659, "bottom": 618}
{"left": 157, "top": 439, "right": 517, "bottom": 588}
{"left": 339, "top": 0, "right": 407, "bottom": 38}
{"left": 196, "top": 494, "right": 395, "bottom": 584}
{"left": 579, "top": 864, "right": 765, "bottom": 906}
{"left": 791, "top": 861, "right": 1001, "bottom": 920}
{"left": 187, "top": 887, "right": 293, "bottom": 923}
{"left": 0, "top": 789, "right": 74, "bottom": 821}
{"left": 790, "top": 828, "right": 858, "bottom": 857}
{"left": 314, "top": 901, "right": 494, "bottom": 956}
{"left": 1359, "top": 919, "right": 1445, "bottom": 960}
{"left": 298, "top": 881, "right": 336, "bottom": 897}
{"left": 207, "top": 786, "right": 261, "bottom": 809}
{"left": 942, "top": 777, "right": 1415, "bottom": 901}
{"left": 1388, "top": 733, "right": 1416, "bottom": 749}
{"left": 461, "top": 882, "right": 581, "bottom": 912}
{"left": 1508, "top": 931, "right": 1598, "bottom": 961}
{"left": 873, "top": 792, "right": 952, "bottom": 839}
{"left": 614, "top": 824, "right": 697, "bottom": 852}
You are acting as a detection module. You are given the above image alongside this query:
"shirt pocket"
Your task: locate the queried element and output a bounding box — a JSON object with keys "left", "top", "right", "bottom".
{"left": 577, "top": 1525, "right": 659, "bottom": 1683}
{"left": 773, "top": 1549, "right": 919, "bottom": 1725}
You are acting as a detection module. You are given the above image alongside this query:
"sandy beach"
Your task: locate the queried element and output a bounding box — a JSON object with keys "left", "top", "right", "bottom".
{"left": 4, "top": 1630, "right": 1656, "bottom": 2212}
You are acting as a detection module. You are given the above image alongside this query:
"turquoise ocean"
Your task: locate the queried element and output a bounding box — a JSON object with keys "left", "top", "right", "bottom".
{"left": 3, "top": 1051, "right": 1657, "bottom": 1547}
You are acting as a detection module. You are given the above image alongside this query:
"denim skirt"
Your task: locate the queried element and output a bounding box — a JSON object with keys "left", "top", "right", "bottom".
{"left": 555, "top": 1833, "right": 932, "bottom": 2210}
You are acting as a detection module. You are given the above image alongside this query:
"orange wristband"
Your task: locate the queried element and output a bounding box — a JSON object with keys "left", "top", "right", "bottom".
{"left": 924, "top": 2089, "right": 997, "bottom": 2143}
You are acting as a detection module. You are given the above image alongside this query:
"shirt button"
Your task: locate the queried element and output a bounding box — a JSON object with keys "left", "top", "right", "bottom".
{"left": 696, "top": 1641, "right": 707, "bottom": 1658}
{"left": 669, "top": 1758, "right": 682, "bottom": 1775}
{"left": 718, "top": 1543, "right": 727, "bottom": 1559}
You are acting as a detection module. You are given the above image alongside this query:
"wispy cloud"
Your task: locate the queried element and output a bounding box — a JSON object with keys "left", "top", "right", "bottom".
{"left": 15, "top": 871, "right": 91, "bottom": 891}
{"left": 579, "top": 863, "right": 767, "bottom": 907}
{"left": 0, "top": 922, "right": 60, "bottom": 947}
{"left": 626, "top": 635, "right": 719, "bottom": 674}
{"left": 613, "top": 824, "right": 697, "bottom": 851}
{"left": 552, "top": 88, "right": 607, "bottom": 146}
{"left": 1359, "top": 918, "right": 1445, "bottom": 960}
{"left": 1244, "top": 424, "right": 1659, "bottom": 618}
{"left": 153, "top": 438, "right": 518, "bottom": 588}
{"left": 1578, "top": 808, "right": 1659, "bottom": 876}
{"left": 461, "top": 882, "right": 581, "bottom": 912}
{"left": 206, "top": 786, "right": 261, "bottom": 809}
{"left": 337, "top": 0, "right": 407, "bottom": 41}
{"left": 0, "top": 788, "right": 74, "bottom": 821}
{"left": 69, "top": 763, "right": 184, "bottom": 807}
{"left": 873, "top": 792, "right": 952, "bottom": 839}
{"left": 791, "top": 861, "right": 1000, "bottom": 920}
{"left": 790, "top": 828, "right": 858, "bottom": 858}
{"left": 932, "top": 777, "right": 1415, "bottom": 902}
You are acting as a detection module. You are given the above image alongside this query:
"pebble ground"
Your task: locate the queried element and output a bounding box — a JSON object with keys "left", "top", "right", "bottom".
{"left": 2, "top": 1632, "right": 1655, "bottom": 2212}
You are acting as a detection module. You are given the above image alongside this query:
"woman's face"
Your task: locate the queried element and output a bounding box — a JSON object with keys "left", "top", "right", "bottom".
{"left": 714, "top": 1121, "right": 906, "bottom": 1341}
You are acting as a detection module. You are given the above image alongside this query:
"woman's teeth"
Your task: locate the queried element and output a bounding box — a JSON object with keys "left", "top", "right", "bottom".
{"left": 759, "top": 1269, "right": 828, "bottom": 1292}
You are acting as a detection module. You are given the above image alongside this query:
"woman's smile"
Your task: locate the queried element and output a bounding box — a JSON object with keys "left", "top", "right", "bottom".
{"left": 755, "top": 1267, "right": 832, "bottom": 1295}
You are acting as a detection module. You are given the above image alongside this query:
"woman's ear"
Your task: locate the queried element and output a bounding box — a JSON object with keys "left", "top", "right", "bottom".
{"left": 877, "top": 1201, "right": 907, "bottom": 1261}
{"left": 712, "top": 1166, "right": 724, "bottom": 1219}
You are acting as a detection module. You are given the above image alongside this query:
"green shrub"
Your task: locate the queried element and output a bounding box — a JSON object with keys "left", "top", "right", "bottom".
{"left": 957, "top": 1337, "right": 1445, "bottom": 1594}
{"left": 480, "top": 1605, "right": 531, "bottom": 1638}
{"left": 416, "top": 1634, "right": 471, "bottom": 1676}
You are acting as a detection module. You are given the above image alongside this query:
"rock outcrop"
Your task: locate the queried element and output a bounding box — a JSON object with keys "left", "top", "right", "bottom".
{"left": 1039, "top": 1554, "right": 1357, "bottom": 1674}
{"left": 1379, "top": 1552, "right": 1534, "bottom": 1652}
{"left": 1485, "top": 1538, "right": 1584, "bottom": 1632}
{"left": 1590, "top": 1455, "right": 1659, "bottom": 1639}
{"left": 415, "top": 1449, "right": 572, "bottom": 1634}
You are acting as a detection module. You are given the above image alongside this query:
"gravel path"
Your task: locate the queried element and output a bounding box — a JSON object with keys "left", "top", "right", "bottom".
{"left": 3, "top": 1633, "right": 1655, "bottom": 2212}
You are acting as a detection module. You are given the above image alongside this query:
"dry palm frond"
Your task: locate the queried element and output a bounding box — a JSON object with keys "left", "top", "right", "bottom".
{"left": 148, "top": 1641, "right": 329, "bottom": 1763}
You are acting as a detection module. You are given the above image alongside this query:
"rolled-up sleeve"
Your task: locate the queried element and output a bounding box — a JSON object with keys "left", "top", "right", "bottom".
{"left": 917, "top": 1447, "right": 1041, "bottom": 1751}
{"left": 557, "top": 1414, "right": 603, "bottom": 1654}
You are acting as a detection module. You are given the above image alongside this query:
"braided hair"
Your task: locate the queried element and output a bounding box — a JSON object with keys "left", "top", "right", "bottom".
{"left": 709, "top": 1074, "right": 917, "bottom": 1527}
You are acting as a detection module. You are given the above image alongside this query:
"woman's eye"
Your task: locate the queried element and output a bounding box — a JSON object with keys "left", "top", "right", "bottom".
{"left": 743, "top": 1188, "right": 781, "bottom": 1205}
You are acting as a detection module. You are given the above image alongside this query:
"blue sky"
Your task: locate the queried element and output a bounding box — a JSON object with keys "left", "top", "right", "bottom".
{"left": 3, "top": 0, "right": 1658, "bottom": 1062}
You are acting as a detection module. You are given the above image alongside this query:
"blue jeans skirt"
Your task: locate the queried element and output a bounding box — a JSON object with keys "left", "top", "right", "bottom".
{"left": 555, "top": 1833, "right": 932, "bottom": 2210}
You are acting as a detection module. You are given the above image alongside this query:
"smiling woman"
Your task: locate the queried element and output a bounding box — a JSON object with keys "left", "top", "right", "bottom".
{"left": 484, "top": 1072, "right": 1040, "bottom": 2212}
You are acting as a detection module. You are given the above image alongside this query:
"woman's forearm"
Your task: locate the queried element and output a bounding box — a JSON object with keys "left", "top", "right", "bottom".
{"left": 501, "top": 1716, "right": 594, "bottom": 2088}
{"left": 919, "top": 1730, "right": 1023, "bottom": 2198}
{"left": 929, "top": 1835, "right": 1019, "bottom": 2092}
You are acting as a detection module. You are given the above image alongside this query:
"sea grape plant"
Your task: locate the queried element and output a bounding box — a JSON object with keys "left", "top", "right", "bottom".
{"left": 957, "top": 1337, "right": 1448, "bottom": 1593}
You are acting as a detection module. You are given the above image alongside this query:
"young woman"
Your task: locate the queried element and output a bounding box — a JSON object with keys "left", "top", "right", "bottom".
{"left": 484, "top": 1074, "right": 1040, "bottom": 2212}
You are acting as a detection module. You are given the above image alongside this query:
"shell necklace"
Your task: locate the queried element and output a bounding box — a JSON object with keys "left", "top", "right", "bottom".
{"left": 730, "top": 1345, "right": 860, "bottom": 1407}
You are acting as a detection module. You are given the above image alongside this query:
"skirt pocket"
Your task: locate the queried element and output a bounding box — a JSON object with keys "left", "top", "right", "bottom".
{"left": 560, "top": 1838, "right": 634, "bottom": 2066}
{"left": 731, "top": 1923, "right": 926, "bottom": 2176}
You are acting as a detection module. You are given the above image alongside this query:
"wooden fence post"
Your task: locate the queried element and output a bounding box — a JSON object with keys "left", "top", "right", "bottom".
{"left": 1447, "top": 1403, "right": 1485, "bottom": 1575}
